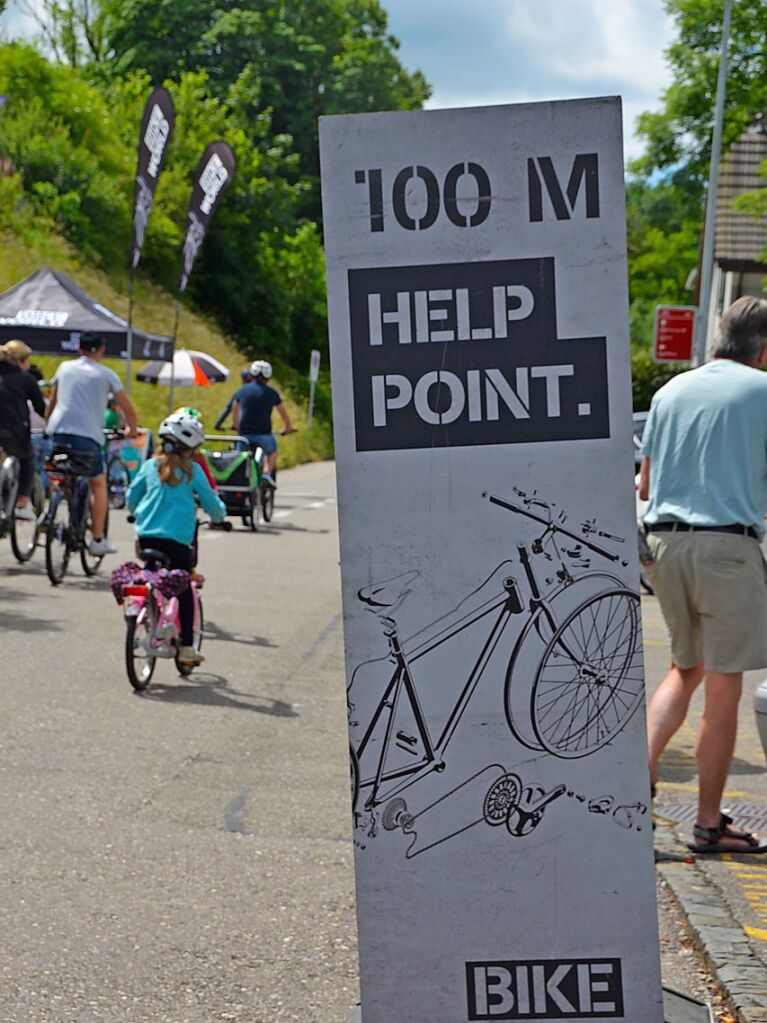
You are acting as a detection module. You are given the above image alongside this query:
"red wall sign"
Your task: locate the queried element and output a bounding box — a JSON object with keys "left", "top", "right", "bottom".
{"left": 653, "top": 305, "right": 696, "bottom": 363}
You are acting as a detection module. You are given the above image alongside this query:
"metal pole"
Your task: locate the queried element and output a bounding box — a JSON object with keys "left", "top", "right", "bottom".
{"left": 307, "top": 380, "right": 316, "bottom": 428}
{"left": 169, "top": 296, "right": 181, "bottom": 413}
{"left": 693, "top": 0, "right": 733, "bottom": 366}
{"left": 125, "top": 271, "right": 135, "bottom": 396}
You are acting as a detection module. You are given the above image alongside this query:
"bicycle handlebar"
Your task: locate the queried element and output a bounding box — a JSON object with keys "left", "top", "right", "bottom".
{"left": 202, "top": 434, "right": 249, "bottom": 443}
{"left": 104, "top": 428, "right": 147, "bottom": 441}
{"left": 485, "top": 493, "right": 621, "bottom": 563}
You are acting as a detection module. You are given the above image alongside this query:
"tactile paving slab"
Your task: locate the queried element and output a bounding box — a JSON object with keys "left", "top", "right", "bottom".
{"left": 657, "top": 802, "right": 767, "bottom": 831}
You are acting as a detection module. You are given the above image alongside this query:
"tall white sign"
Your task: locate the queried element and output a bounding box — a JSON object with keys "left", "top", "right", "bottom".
{"left": 320, "top": 99, "right": 663, "bottom": 1023}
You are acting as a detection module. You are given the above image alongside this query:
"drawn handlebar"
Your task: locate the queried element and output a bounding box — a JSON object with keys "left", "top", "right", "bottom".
{"left": 485, "top": 493, "right": 621, "bottom": 563}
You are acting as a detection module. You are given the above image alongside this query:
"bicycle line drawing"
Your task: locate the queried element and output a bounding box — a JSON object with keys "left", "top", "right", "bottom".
{"left": 347, "top": 488, "right": 646, "bottom": 857}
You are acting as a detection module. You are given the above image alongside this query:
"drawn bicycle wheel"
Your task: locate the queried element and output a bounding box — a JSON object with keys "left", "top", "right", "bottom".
{"left": 529, "top": 588, "right": 643, "bottom": 758}
{"left": 504, "top": 572, "right": 627, "bottom": 752}
{"left": 350, "top": 745, "right": 360, "bottom": 813}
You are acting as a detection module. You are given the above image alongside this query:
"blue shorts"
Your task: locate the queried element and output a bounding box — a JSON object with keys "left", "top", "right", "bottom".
{"left": 51, "top": 433, "right": 105, "bottom": 478}
{"left": 237, "top": 433, "right": 277, "bottom": 456}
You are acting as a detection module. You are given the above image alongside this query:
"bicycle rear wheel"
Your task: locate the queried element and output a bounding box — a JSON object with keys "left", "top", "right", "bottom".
{"left": 176, "top": 593, "right": 204, "bottom": 676}
{"left": 530, "top": 588, "right": 643, "bottom": 758}
{"left": 107, "top": 455, "right": 129, "bottom": 509}
{"left": 45, "top": 489, "right": 71, "bottom": 585}
{"left": 10, "top": 474, "right": 44, "bottom": 563}
{"left": 241, "top": 491, "right": 259, "bottom": 531}
{"left": 81, "top": 506, "right": 109, "bottom": 576}
{"left": 126, "top": 594, "right": 158, "bottom": 690}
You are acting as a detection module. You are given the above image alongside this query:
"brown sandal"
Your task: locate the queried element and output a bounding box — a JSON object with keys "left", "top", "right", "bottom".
{"left": 688, "top": 812, "right": 767, "bottom": 855}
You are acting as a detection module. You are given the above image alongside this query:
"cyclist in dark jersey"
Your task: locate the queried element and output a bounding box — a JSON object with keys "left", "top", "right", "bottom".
{"left": 229, "top": 361, "right": 294, "bottom": 485}
{"left": 214, "top": 368, "right": 252, "bottom": 430}
{"left": 0, "top": 340, "right": 46, "bottom": 520}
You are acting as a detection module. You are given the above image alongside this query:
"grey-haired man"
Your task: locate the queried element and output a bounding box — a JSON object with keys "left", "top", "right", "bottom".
{"left": 640, "top": 295, "right": 767, "bottom": 855}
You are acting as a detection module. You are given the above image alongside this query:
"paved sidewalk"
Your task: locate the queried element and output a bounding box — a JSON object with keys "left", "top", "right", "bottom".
{"left": 643, "top": 593, "right": 767, "bottom": 1023}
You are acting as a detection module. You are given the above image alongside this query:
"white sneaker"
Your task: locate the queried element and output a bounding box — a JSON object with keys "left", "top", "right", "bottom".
{"left": 14, "top": 505, "right": 35, "bottom": 521}
{"left": 88, "top": 537, "right": 117, "bottom": 556}
{"left": 178, "top": 646, "right": 205, "bottom": 666}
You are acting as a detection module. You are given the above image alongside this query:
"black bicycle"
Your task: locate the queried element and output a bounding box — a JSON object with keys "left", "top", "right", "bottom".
{"left": 43, "top": 446, "right": 110, "bottom": 585}
{"left": 0, "top": 445, "right": 45, "bottom": 563}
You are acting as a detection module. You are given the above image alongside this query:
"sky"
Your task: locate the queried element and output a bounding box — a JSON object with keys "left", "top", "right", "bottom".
{"left": 2, "top": 0, "right": 676, "bottom": 161}
{"left": 383, "top": 0, "right": 676, "bottom": 161}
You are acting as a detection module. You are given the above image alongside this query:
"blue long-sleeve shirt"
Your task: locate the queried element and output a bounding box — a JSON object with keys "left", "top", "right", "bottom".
{"left": 127, "top": 457, "right": 226, "bottom": 545}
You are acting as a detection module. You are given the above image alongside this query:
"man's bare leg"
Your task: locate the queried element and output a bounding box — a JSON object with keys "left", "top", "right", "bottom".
{"left": 89, "top": 474, "right": 108, "bottom": 537}
{"left": 647, "top": 659, "right": 704, "bottom": 788}
{"left": 696, "top": 671, "right": 741, "bottom": 829}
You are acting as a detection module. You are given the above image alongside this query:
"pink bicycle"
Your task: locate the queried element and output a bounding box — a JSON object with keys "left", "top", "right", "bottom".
{"left": 122, "top": 547, "right": 204, "bottom": 691}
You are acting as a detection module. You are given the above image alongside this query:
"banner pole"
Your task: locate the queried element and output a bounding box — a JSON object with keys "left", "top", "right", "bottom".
{"left": 126, "top": 271, "right": 135, "bottom": 396}
{"left": 169, "top": 295, "right": 181, "bottom": 413}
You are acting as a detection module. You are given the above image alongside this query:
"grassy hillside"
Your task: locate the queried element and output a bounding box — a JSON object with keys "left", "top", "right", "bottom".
{"left": 0, "top": 230, "right": 333, "bottom": 468}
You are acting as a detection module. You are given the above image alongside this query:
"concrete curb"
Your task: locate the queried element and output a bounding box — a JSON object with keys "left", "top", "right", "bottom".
{"left": 655, "top": 819, "right": 767, "bottom": 1023}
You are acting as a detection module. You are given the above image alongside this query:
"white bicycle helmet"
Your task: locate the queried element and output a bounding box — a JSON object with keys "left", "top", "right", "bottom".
{"left": 249, "top": 359, "right": 272, "bottom": 379}
{"left": 158, "top": 408, "right": 205, "bottom": 450}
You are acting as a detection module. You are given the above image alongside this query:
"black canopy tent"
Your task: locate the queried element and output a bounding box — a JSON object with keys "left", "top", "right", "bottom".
{"left": 0, "top": 267, "right": 173, "bottom": 361}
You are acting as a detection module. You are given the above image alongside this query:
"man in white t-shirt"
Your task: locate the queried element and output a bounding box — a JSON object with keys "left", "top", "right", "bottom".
{"left": 46, "top": 332, "right": 138, "bottom": 556}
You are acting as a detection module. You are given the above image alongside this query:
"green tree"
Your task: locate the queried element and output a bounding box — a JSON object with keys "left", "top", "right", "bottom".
{"left": 15, "top": 0, "right": 107, "bottom": 66}
{"left": 100, "top": 0, "right": 430, "bottom": 212}
{"left": 633, "top": 0, "right": 767, "bottom": 196}
{"left": 0, "top": 43, "right": 328, "bottom": 364}
{"left": 626, "top": 177, "right": 700, "bottom": 348}
{"left": 0, "top": 43, "right": 132, "bottom": 261}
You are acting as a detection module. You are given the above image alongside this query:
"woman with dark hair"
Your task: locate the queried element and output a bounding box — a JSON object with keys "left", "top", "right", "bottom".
{"left": 0, "top": 340, "right": 46, "bottom": 519}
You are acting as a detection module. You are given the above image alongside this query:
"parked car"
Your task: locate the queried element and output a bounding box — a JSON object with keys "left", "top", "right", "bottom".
{"left": 632, "top": 411, "right": 648, "bottom": 470}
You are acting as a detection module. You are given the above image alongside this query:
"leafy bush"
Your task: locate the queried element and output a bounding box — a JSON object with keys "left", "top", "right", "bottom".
{"left": 631, "top": 348, "right": 686, "bottom": 411}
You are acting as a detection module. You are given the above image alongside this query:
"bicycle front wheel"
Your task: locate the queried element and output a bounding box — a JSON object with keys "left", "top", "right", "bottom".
{"left": 126, "top": 595, "right": 158, "bottom": 691}
{"left": 530, "top": 588, "right": 643, "bottom": 758}
{"left": 45, "top": 490, "right": 71, "bottom": 585}
{"left": 10, "top": 474, "right": 44, "bottom": 563}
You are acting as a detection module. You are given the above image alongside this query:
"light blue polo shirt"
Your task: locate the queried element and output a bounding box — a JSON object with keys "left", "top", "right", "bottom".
{"left": 641, "top": 359, "right": 767, "bottom": 535}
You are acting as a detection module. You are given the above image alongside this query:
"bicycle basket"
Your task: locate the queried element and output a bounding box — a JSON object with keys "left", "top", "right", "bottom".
{"left": 110, "top": 561, "right": 191, "bottom": 605}
{"left": 46, "top": 446, "right": 99, "bottom": 477}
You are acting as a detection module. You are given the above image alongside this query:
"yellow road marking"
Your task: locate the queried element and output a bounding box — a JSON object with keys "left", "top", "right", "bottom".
{"left": 745, "top": 926, "right": 767, "bottom": 941}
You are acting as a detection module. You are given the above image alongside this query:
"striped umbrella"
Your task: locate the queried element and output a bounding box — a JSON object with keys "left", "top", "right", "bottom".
{"left": 136, "top": 348, "right": 229, "bottom": 387}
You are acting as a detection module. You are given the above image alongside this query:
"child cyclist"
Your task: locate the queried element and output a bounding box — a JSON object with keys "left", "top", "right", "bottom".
{"left": 126, "top": 408, "right": 226, "bottom": 668}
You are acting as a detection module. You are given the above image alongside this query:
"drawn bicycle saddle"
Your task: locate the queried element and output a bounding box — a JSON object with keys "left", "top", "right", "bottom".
{"left": 358, "top": 570, "right": 419, "bottom": 617}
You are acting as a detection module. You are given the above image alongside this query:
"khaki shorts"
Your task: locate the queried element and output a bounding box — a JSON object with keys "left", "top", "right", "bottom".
{"left": 646, "top": 530, "right": 767, "bottom": 673}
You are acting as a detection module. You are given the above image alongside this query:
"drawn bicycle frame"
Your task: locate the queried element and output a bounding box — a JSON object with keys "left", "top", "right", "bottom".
{"left": 349, "top": 492, "right": 644, "bottom": 818}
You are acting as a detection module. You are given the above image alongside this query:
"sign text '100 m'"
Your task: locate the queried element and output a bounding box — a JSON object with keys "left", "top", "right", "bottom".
{"left": 355, "top": 164, "right": 492, "bottom": 232}
{"left": 354, "top": 155, "right": 602, "bottom": 233}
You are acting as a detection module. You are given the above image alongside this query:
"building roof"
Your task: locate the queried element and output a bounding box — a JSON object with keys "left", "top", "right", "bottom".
{"left": 715, "top": 121, "right": 767, "bottom": 270}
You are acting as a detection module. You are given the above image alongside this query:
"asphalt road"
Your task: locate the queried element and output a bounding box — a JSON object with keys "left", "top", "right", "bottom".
{"left": 0, "top": 461, "right": 358, "bottom": 1023}
{"left": 2, "top": 459, "right": 758, "bottom": 1023}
